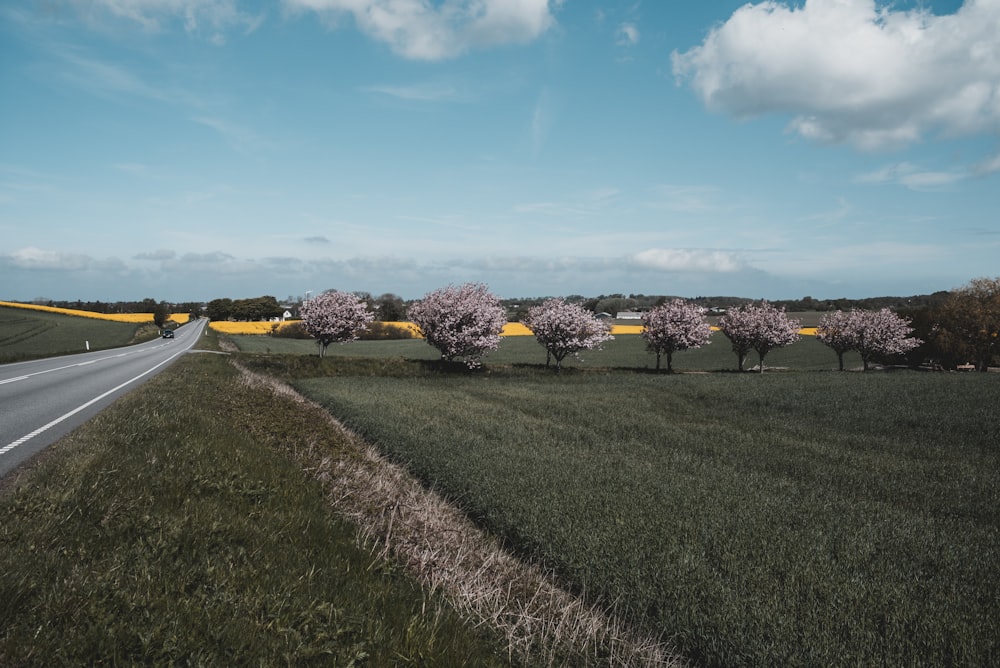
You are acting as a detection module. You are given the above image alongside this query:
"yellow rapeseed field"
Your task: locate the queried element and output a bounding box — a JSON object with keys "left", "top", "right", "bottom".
{"left": 205, "top": 320, "right": 817, "bottom": 337}
{"left": 209, "top": 321, "right": 286, "bottom": 335}
{"left": 500, "top": 322, "right": 533, "bottom": 336}
{"left": 209, "top": 320, "right": 428, "bottom": 335}
{"left": 0, "top": 301, "right": 189, "bottom": 324}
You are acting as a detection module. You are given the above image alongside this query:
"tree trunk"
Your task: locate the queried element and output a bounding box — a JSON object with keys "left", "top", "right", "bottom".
{"left": 655, "top": 352, "right": 662, "bottom": 371}
{"left": 665, "top": 352, "right": 673, "bottom": 374}
{"left": 837, "top": 351, "right": 844, "bottom": 371}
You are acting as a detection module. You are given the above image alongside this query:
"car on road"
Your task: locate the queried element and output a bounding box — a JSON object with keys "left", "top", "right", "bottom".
{"left": 162, "top": 329, "right": 174, "bottom": 339}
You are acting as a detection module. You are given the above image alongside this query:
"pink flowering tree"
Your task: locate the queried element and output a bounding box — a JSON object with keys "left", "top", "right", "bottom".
{"left": 816, "top": 310, "right": 862, "bottom": 371}
{"left": 855, "top": 308, "right": 919, "bottom": 371}
{"left": 818, "top": 308, "right": 922, "bottom": 371}
{"left": 407, "top": 282, "right": 507, "bottom": 368}
{"left": 641, "top": 299, "right": 712, "bottom": 372}
{"left": 522, "top": 298, "right": 613, "bottom": 370}
{"left": 300, "top": 290, "right": 375, "bottom": 357}
{"left": 718, "top": 301, "right": 800, "bottom": 372}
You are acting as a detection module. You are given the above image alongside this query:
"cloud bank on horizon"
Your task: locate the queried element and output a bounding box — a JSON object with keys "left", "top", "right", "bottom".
{"left": 1, "top": 0, "right": 997, "bottom": 302}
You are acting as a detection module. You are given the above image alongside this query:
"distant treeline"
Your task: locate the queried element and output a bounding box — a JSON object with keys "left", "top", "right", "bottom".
{"left": 28, "top": 291, "right": 952, "bottom": 320}
{"left": 502, "top": 291, "right": 952, "bottom": 321}
{"left": 27, "top": 297, "right": 204, "bottom": 316}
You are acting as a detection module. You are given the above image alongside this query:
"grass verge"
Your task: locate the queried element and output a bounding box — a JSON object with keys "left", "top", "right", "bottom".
{"left": 233, "top": 364, "right": 679, "bottom": 667}
{"left": 0, "top": 351, "right": 508, "bottom": 666}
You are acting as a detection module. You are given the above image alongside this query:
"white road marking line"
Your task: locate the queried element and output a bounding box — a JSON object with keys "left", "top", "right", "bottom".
{"left": 0, "top": 347, "right": 188, "bottom": 456}
{"left": 0, "top": 342, "right": 165, "bottom": 385}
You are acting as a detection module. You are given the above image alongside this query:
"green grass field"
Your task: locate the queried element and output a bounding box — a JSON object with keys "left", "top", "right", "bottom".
{"left": 0, "top": 306, "right": 154, "bottom": 362}
{"left": 7, "top": 321, "right": 995, "bottom": 666}
{"left": 0, "top": 349, "right": 507, "bottom": 666}
{"left": 236, "top": 347, "right": 1000, "bottom": 667}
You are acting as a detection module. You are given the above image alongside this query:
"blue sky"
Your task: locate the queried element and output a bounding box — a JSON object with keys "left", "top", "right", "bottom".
{"left": 1, "top": 0, "right": 997, "bottom": 303}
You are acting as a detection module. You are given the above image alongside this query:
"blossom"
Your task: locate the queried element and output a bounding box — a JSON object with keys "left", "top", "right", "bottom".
{"left": 407, "top": 283, "right": 506, "bottom": 368}
{"left": 718, "top": 301, "right": 800, "bottom": 372}
{"left": 522, "top": 298, "right": 613, "bottom": 369}
{"left": 818, "top": 308, "right": 921, "bottom": 371}
{"left": 300, "top": 290, "right": 376, "bottom": 357}
{"left": 641, "top": 299, "right": 712, "bottom": 372}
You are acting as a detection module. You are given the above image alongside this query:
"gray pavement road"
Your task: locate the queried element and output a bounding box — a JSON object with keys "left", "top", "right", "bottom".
{"left": 0, "top": 318, "right": 207, "bottom": 477}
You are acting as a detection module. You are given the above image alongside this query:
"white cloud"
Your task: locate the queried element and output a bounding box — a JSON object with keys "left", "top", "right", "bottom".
{"left": 51, "top": 51, "right": 265, "bottom": 155}
{"left": 134, "top": 249, "right": 177, "bottom": 261}
{"left": 190, "top": 116, "right": 271, "bottom": 154}
{"left": 647, "top": 184, "right": 720, "bottom": 213}
{"left": 4, "top": 246, "right": 124, "bottom": 272}
{"left": 363, "top": 81, "right": 465, "bottom": 102}
{"left": 801, "top": 196, "right": 852, "bottom": 223}
{"left": 514, "top": 186, "right": 620, "bottom": 217}
{"left": 974, "top": 150, "right": 1000, "bottom": 175}
{"left": 855, "top": 161, "right": 966, "bottom": 189}
{"left": 67, "top": 0, "right": 263, "bottom": 38}
{"left": 769, "top": 240, "right": 947, "bottom": 278}
{"left": 616, "top": 21, "right": 639, "bottom": 47}
{"left": 632, "top": 248, "right": 746, "bottom": 273}
{"left": 114, "top": 162, "right": 150, "bottom": 174}
{"left": 284, "top": 0, "right": 558, "bottom": 60}
{"left": 57, "top": 50, "right": 173, "bottom": 103}
{"left": 672, "top": 0, "right": 1000, "bottom": 149}
{"left": 531, "top": 87, "right": 554, "bottom": 157}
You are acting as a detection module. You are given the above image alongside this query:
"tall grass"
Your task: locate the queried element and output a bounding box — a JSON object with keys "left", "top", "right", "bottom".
{"left": 288, "top": 363, "right": 1000, "bottom": 667}
{"left": 0, "top": 352, "right": 507, "bottom": 666}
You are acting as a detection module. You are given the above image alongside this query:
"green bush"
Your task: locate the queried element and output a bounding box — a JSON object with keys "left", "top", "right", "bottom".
{"left": 269, "top": 320, "right": 311, "bottom": 338}
{"left": 358, "top": 322, "right": 417, "bottom": 341}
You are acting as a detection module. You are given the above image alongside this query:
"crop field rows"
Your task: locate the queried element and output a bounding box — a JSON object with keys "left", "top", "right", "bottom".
{"left": 0, "top": 314, "right": 55, "bottom": 347}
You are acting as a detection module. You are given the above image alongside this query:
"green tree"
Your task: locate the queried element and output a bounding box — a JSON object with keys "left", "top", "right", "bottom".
{"left": 375, "top": 293, "right": 406, "bottom": 321}
{"left": 153, "top": 301, "right": 170, "bottom": 328}
{"left": 206, "top": 298, "right": 233, "bottom": 321}
{"left": 937, "top": 277, "right": 1000, "bottom": 371}
{"left": 231, "top": 296, "right": 283, "bottom": 321}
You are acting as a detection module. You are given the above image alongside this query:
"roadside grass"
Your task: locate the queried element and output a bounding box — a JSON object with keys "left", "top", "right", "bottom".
{"left": 0, "top": 306, "right": 158, "bottom": 362}
{"left": 0, "top": 351, "right": 508, "bottom": 666}
{"left": 277, "top": 359, "right": 1000, "bottom": 667}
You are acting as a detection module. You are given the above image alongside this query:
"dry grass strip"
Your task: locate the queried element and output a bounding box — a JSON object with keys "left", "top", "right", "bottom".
{"left": 234, "top": 363, "right": 683, "bottom": 667}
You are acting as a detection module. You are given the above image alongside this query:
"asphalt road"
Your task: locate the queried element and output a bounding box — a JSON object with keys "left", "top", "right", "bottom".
{"left": 0, "top": 318, "right": 208, "bottom": 478}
